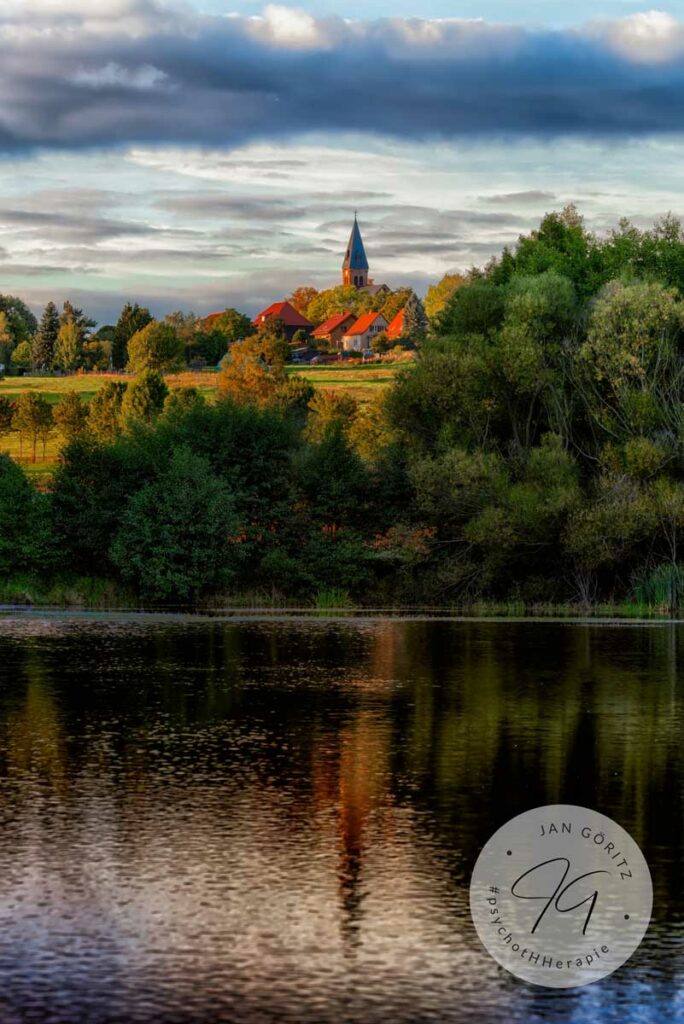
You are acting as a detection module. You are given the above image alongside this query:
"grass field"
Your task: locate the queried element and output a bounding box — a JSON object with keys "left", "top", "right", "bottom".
{"left": 0, "top": 362, "right": 406, "bottom": 476}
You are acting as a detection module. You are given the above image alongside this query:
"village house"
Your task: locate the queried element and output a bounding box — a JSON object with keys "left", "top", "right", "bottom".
{"left": 385, "top": 307, "right": 405, "bottom": 342}
{"left": 252, "top": 300, "right": 313, "bottom": 341}
{"left": 243, "top": 216, "right": 396, "bottom": 354}
{"left": 342, "top": 311, "right": 388, "bottom": 352}
{"left": 311, "top": 311, "right": 357, "bottom": 349}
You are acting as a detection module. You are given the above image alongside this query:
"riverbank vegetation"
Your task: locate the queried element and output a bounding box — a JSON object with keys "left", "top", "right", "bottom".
{"left": 5, "top": 207, "right": 684, "bottom": 612}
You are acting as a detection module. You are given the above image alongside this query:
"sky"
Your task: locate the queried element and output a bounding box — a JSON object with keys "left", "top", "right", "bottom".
{"left": 2, "top": 2, "right": 684, "bottom": 323}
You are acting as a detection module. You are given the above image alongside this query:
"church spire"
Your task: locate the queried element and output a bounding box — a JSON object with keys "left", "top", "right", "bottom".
{"left": 342, "top": 214, "right": 369, "bottom": 287}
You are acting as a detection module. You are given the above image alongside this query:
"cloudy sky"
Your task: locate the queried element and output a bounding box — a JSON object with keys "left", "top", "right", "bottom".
{"left": 2, "top": 2, "right": 684, "bottom": 323}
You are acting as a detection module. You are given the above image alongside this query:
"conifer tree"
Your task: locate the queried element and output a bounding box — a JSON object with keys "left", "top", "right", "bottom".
{"left": 32, "top": 301, "right": 60, "bottom": 369}
{"left": 402, "top": 292, "right": 428, "bottom": 343}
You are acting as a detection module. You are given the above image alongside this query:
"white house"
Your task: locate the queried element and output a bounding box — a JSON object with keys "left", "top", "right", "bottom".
{"left": 342, "top": 311, "right": 388, "bottom": 352}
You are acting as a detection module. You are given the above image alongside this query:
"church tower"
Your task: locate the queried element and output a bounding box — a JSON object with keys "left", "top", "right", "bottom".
{"left": 342, "top": 214, "right": 369, "bottom": 288}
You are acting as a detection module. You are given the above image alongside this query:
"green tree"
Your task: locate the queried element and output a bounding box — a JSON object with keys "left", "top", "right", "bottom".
{"left": 110, "top": 447, "right": 242, "bottom": 601}
{"left": 402, "top": 292, "right": 429, "bottom": 344}
{"left": 121, "top": 371, "right": 169, "bottom": 427}
{"left": 217, "top": 324, "right": 291, "bottom": 407}
{"left": 127, "top": 321, "right": 184, "bottom": 373}
{"left": 53, "top": 392, "right": 89, "bottom": 442}
{"left": 112, "top": 302, "right": 152, "bottom": 369}
{"left": 60, "top": 301, "right": 94, "bottom": 344}
{"left": 54, "top": 320, "right": 82, "bottom": 371}
{"left": 162, "top": 386, "right": 206, "bottom": 422}
{"left": 306, "top": 285, "right": 375, "bottom": 324}
{"left": 0, "top": 396, "right": 13, "bottom": 447}
{"left": 12, "top": 391, "right": 53, "bottom": 462}
{"left": 0, "top": 312, "right": 13, "bottom": 369}
{"left": 32, "top": 301, "right": 60, "bottom": 369}
{"left": 10, "top": 340, "right": 32, "bottom": 370}
{"left": 380, "top": 288, "right": 413, "bottom": 324}
{"left": 0, "top": 454, "right": 53, "bottom": 574}
{"left": 437, "top": 278, "right": 505, "bottom": 339}
{"left": 166, "top": 311, "right": 199, "bottom": 363}
{"left": 424, "top": 273, "right": 466, "bottom": 321}
{"left": 0, "top": 295, "right": 37, "bottom": 345}
{"left": 88, "top": 381, "right": 127, "bottom": 443}
{"left": 305, "top": 390, "right": 358, "bottom": 443}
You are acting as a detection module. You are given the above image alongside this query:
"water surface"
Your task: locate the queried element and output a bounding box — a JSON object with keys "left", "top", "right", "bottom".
{"left": 0, "top": 614, "right": 682, "bottom": 1023}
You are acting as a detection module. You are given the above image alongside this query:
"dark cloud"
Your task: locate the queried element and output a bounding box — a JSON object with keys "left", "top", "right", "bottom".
{"left": 0, "top": 4, "right": 683, "bottom": 153}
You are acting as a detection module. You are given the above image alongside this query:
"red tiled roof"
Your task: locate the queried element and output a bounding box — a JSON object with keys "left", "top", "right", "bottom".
{"left": 345, "top": 311, "right": 385, "bottom": 337}
{"left": 312, "top": 311, "right": 356, "bottom": 337}
{"left": 385, "top": 307, "right": 405, "bottom": 341}
{"left": 253, "top": 300, "right": 313, "bottom": 328}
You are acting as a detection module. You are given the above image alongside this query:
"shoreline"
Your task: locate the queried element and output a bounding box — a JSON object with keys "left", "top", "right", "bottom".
{"left": 0, "top": 601, "right": 681, "bottom": 624}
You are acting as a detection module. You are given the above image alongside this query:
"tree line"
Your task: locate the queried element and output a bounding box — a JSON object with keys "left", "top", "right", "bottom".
{"left": 0, "top": 283, "right": 434, "bottom": 376}
{"left": 5, "top": 206, "right": 684, "bottom": 609}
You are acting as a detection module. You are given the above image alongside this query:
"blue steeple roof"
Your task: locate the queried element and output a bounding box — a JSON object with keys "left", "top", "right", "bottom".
{"left": 343, "top": 214, "right": 369, "bottom": 271}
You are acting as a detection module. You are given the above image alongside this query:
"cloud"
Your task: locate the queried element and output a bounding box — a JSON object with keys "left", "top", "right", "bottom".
{"left": 70, "top": 62, "right": 169, "bottom": 91}
{"left": 0, "top": 4, "right": 682, "bottom": 152}
{"left": 481, "top": 190, "right": 558, "bottom": 204}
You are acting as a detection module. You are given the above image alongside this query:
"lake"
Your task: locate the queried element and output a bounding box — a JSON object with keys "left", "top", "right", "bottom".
{"left": 0, "top": 613, "right": 682, "bottom": 1023}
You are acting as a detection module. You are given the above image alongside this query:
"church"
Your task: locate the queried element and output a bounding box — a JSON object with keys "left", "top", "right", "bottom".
{"left": 251, "top": 214, "right": 392, "bottom": 349}
{"left": 342, "top": 214, "right": 389, "bottom": 297}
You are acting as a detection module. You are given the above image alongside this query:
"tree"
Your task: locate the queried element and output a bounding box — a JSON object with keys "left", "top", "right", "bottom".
{"left": 10, "top": 340, "right": 32, "bottom": 370}
{"left": 437, "top": 278, "right": 505, "bottom": 339}
{"left": 53, "top": 392, "right": 89, "bottom": 442}
{"left": 88, "top": 381, "right": 127, "bottom": 443}
{"left": 112, "top": 302, "right": 152, "bottom": 369}
{"left": 425, "top": 273, "right": 466, "bottom": 321}
{"left": 200, "top": 308, "right": 252, "bottom": 342}
{"left": 380, "top": 288, "right": 412, "bottom": 324}
{"left": 577, "top": 280, "right": 684, "bottom": 448}
{"left": 121, "top": 371, "right": 169, "bottom": 427}
{"left": 54, "top": 320, "right": 82, "bottom": 371}
{"left": 162, "top": 386, "right": 206, "bottom": 422}
{"left": 0, "top": 295, "right": 37, "bottom": 346}
{"left": 127, "top": 321, "right": 185, "bottom": 374}
{"left": 166, "top": 311, "right": 199, "bottom": 363}
{"left": 217, "top": 325, "right": 291, "bottom": 407}
{"left": 195, "top": 308, "right": 253, "bottom": 365}
{"left": 288, "top": 287, "right": 319, "bottom": 315}
{"left": 0, "top": 312, "right": 13, "bottom": 369}
{"left": 305, "top": 390, "right": 358, "bottom": 443}
{"left": 12, "top": 391, "right": 53, "bottom": 462}
{"left": 0, "top": 454, "right": 53, "bottom": 575}
{"left": 81, "top": 338, "right": 111, "bottom": 371}
{"left": 32, "top": 301, "right": 60, "bottom": 369}
{"left": 60, "top": 301, "right": 95, "bottom": 344}
{"left": 110, "top": 447, "right": 242, "bottom": 601}
{"left": 0, "top": 396, "right": 13, "bottom": 447}
{"left": 306, "top": 285, "right": 375, "bottom": 324}
{"left": 402, "top": 292, "right": 429, "bottom": 344}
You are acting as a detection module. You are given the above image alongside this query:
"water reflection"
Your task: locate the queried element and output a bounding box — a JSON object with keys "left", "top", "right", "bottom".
{"left": 0, "top": 615, "right": 682, "bottom": 1022}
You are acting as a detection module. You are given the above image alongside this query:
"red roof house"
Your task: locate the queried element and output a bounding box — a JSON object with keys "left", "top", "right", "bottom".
{"left": 341, "top": 311, "right": 388, "bottom": 352}
{"left": 385, "top": 307, "right": 405, "bottom": 341}
{"left": 311, "top": 311, "right": 357, "bottom": 348}
{"left": 252, "top": 300, "right": 314, "bottom": 341}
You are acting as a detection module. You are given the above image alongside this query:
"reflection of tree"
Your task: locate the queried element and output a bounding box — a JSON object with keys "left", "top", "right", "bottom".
{"left": 0, "top": 617, "right": 683, "bottom": 975}
{"left": 312, "top": 708, "right": 394, "bottom": 949}
{"left": 4, "top": 656, "right": 65, "bottom": 793}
